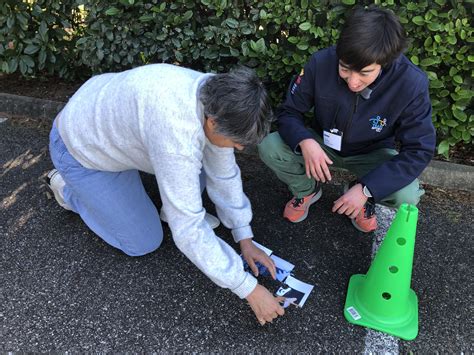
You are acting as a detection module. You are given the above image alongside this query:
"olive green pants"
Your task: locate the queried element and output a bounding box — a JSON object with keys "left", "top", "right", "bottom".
{"left": 258, "top": 131, "right": 424, "bottom": 208}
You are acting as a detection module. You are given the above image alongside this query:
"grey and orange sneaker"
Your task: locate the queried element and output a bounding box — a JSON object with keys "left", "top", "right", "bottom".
{"left": 344, "top": 181, "right": 377, "bottom": 233}
{"left": 283, "top": 185, "right": 322, "bottom": 223}
{"left": 351, "top": 201, "right": 377, "bottom": 232}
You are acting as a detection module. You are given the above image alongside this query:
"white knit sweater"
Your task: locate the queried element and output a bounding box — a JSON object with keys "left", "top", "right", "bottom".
{"left": 57, "top": 64, "right": 257, "bottom": 298}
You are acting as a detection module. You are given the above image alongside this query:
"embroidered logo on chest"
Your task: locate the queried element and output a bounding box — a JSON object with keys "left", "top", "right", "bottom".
{"left": 369, "top": 115, "right": 387, "bottom": 133}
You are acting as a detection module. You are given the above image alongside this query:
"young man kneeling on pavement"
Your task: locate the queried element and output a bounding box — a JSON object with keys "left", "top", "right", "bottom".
{"left": 47, "top": 64, "right": 284, "bottom": 325}
{"left": 258, "top": 5, "right": 436, "bottom": 232}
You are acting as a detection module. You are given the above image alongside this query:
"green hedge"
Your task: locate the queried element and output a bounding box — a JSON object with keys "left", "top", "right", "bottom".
{"left": 1, "top": 0, "right": 472, "bottom": 158}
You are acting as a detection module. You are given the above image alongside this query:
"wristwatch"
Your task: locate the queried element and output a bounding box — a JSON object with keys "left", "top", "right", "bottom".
{"left": 362, "top": 184, "right": 373, "bottom": 198}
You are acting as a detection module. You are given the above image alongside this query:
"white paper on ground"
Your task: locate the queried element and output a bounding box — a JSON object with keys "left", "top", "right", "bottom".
{"left": 276, "top": 275, "right": 314, "bottom": 308}
{"left": 271, "top": 254, "right": 295, "bottom": 282}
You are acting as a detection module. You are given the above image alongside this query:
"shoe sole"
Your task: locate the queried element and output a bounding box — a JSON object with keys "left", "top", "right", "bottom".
{"left": 286, "top": 188, "right": 323, "bottom": 223}
{"left": 46, "top": 169, "right": 59, "bottom": 187}
{"left": 350, "top": 218, "right": 376, "bottom": 233}
{"left": 46, "top": 169, "right": 73, "bottom": 211}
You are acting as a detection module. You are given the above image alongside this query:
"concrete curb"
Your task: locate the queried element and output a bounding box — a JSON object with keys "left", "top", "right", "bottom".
{"left": 0, "top": 93, "right": 65, "bottom": 119}
{"left": 1, "top": 93, "right": 472, "bottom": 192}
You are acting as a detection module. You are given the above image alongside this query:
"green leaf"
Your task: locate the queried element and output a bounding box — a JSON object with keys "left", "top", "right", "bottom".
{"left": 412, "top": 16, "right": 424, "bottom": 25}
{"left": 453, "top": 109, "right": 467, "bottom": 121}
{"left": 462, "top": 130, "right": 471, "bottom": 141}
{"left": 106, "top": 31, "right": 114, "bottom": 41}
{"left": 437, "top": 140, "right": 450, "bottom": 156}
{"left": 449, "top": 67, "right": 458, "bottom": 76}
{"left": 438, "top": 90, "right": 450, "bottom": 97}
{"left": 77, "top": 36, "right": 88, "bottom": 45}
{"left": 297, "top": 43, "right": 309, "bottom": 50}
{"left": 19, "top": 60, "right": 27, "bottom": 75}
{"left": 445, "top": 120, "right": 459, "bottom": 127}
{"left": 97, "top": 49, "right": 104, "bottom": 60}
{"left": 451, "top": 129, "right": 461, "bottom": 139}
{"left": 420, "top": 58, "right": 438, "bottom": 66}
{"left": 288, "top": 37, "right": 299, "bottom": 44}
{"left": 182, "top": 11, "right": 193, "bottom": 21}
{"left": 447, "top": 36, "right": 457, "bottom": 45}
{"left": 426, "top": 71, "right": 438, "bottom": 80}
{"left": 139, "top": 14, "right": 154, "bottom": 22}
{"left": 424, "top": 37, "right": 433, "bottom": 48}
{"left": 105, "top": 7, "right": 120, "bottom": 16}
{"left": 430, "top": 80, "right": 444, "bottom": 89}
{"left": 24, "top": 44, "right": 39, "bottom": 55}
{"left": 9, "top": 58, "right": 18, "bottom": 73}
{"left": 427, "top": 22, "right": 441, "bottom": 31}
{"left": 250, "top": 38, "right": 266, "bottom": 53}
{"left": 38, "top": 49, "right": 46, "bottom": 65}
{"left": 7, "top": 17, "right": 14, "bottom": 29}
{"left": 342, "top": 0, "right": 355, "bottom": 4}
{"left": 2, "top": 61, "right": 10, "bottom": 73}
{"left": 453, "top": 75, "right": 463, "bottom": 84}
{"left": 21, "top": 55, "right": 34, "bottom": 67}
{"left": 410, "top": 55, "right": 419, "bottom": 65}
{"left": 230, "top": 48, "right": 239, "bottom": 57}
{"left": 299, "top": 22, "right": 311, "bottom": 31}
{"left": 225, "top": 18, "right": 239, "bottom": 29}
{"left": 39, "top": 21, "right": 48, "bottom": 40}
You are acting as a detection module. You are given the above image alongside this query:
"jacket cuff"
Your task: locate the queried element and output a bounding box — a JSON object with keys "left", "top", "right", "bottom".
{"left": 232, "top": 225, "right": 253, "bottom": 243}
{"left": 232, "top": 272, "right": 258, "bottom": 299}
{"left": 289, "top": 132, "right": 314, "bottom": 154}
{"left": 358, "top": 177, "right": 381, "bottom": 203}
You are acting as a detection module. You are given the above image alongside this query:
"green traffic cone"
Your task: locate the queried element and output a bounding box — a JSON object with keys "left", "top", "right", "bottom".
{"left": 344, "top": 203, "right": 419, "bottom": 340}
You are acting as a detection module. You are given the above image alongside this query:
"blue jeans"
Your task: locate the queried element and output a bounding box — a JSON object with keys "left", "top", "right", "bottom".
{"left": 49, "top": 121, "right": 205, "bottom": 256}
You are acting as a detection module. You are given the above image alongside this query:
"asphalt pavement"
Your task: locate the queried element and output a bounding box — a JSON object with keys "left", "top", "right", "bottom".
{"left": 1, "top": 118, "right": 472, "bottom": 352}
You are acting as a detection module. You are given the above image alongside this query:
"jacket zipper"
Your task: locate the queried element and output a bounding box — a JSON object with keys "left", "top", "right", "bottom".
{"left": 342, "top": 93, "right": 359, "bottom": 144}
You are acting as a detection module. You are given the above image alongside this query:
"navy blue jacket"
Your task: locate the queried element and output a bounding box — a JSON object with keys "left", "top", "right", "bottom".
{"left": 277, "top": 46, "right": 436, "bottom": 202}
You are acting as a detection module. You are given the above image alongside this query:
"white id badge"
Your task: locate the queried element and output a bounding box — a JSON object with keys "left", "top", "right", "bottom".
{"left": 323, "top": 129, "right": 343, "bottom": 151}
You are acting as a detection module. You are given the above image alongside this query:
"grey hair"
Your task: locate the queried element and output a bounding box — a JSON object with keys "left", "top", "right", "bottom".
{"left": 199, "top": 66, "right": 273, "bottom": 146}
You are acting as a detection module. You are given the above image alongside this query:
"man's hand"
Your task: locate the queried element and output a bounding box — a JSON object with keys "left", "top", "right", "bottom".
{"left": 332, "top": 183, "right": 367, "bottom": 218}
{"left": 299, "top": 139, "right": 333, "bottom": 183}
{"left": 246, "top": 284, "right": 285, "bottom": 325}
{"left": 240, "top": 239, "right": 276, "bottom": 279}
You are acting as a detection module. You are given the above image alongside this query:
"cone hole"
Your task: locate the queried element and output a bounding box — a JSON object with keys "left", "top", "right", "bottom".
{"left": 397, "top": 238, "right": 406, "bottom": 246}
{"left": 389, "top": 266, "right": 399, "bottom": 273}
{"left": 382, "top": 292, "right": 392, "bottom": 300}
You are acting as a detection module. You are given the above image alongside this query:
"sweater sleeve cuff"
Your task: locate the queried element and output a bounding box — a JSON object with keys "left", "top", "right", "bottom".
{"left": 231, "top": 225, "right": 253, "bottom": 243}
{"left": 232, "top": 272, "right": 258, "bottom": 299}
